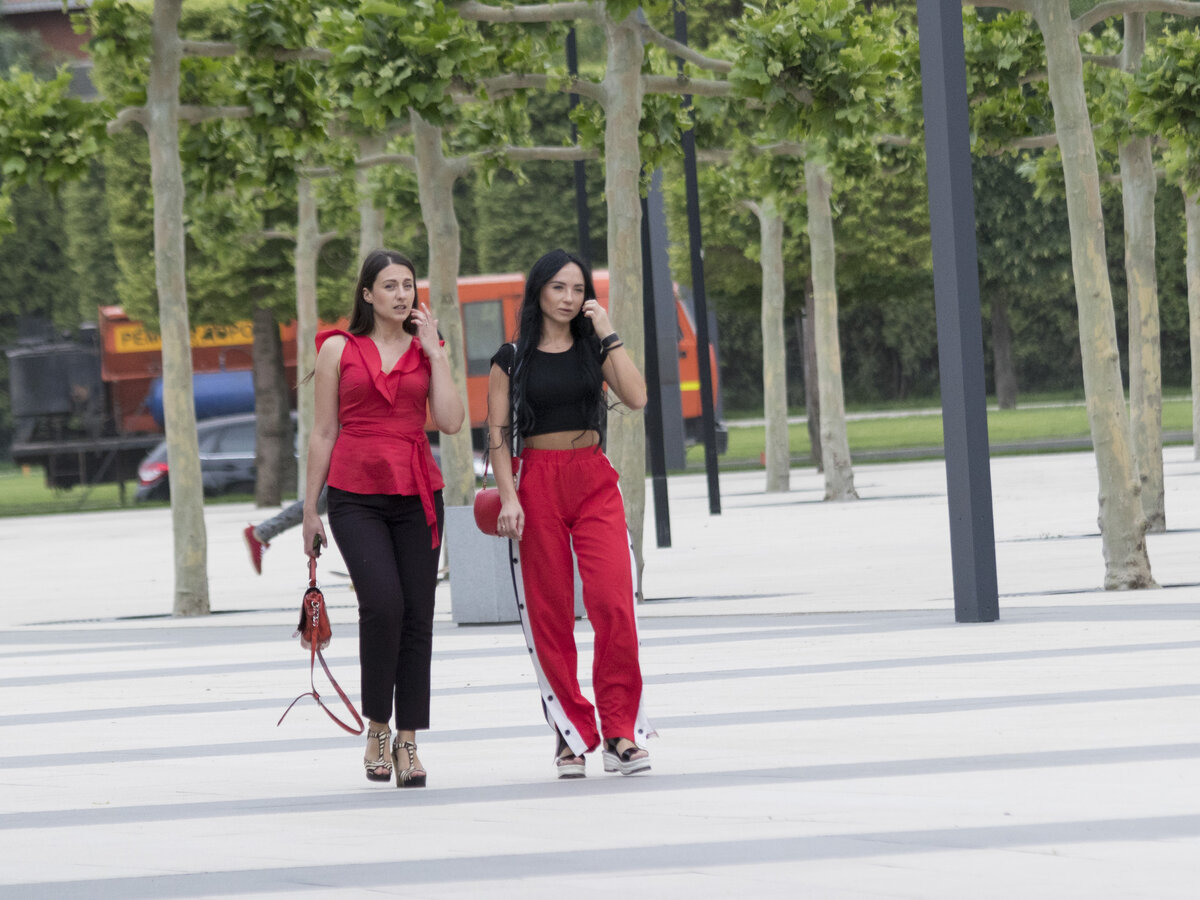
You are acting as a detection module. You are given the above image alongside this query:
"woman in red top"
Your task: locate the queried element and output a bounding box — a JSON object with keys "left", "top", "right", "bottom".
{"left": 302, "top": 249, "right": 464, "bottom": 787}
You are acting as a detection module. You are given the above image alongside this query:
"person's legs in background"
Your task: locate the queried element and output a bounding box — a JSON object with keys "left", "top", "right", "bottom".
{"left": 243, "top": 486, "right": 329, "bottom": 574}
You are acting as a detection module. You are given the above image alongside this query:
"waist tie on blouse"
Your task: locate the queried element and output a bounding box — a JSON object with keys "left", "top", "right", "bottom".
{"left": 340, "top": 424, "right": 440, "bottom": 549}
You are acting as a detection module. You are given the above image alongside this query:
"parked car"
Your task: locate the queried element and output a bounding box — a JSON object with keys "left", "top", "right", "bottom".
{"left": 135, "top": 412, "right": 482, "bottom": 502}
{"left": 136, "top": 413, "right": 272, "bottom": 502}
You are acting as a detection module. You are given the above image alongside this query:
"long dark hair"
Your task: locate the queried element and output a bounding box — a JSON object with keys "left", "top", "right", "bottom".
{"left": 510, "top": 248, "right": 606, "bottom": 446}
{"left": 348, "top": 249, "right": 418, "bottom": 336}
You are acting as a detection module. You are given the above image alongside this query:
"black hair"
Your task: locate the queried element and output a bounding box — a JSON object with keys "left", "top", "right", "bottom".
{"left": 509, "top": 249, "right": 606, "bottom": 448}
{"left": 349, "top": 249, "right": 419, "bottom": 336}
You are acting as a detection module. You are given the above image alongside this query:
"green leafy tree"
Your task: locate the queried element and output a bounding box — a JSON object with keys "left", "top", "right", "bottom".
{"left": 90, "top": 0, "right": 323, "bottom": 509}
{"left": 1130, "top": 22, "right": 1200, "bottom": 461}
{"left": 834, "top": 165, "right": 938, "bottom": 400}
{"left": 472, "top": 90, "right": 609, "bottom": 273}
{"left": 726, "top": 0, "right": 910, "bottom": 499}
{"left": 453, "top": 0, "right": 733, "bottom": 587}
{"left": 75, "top": 0, "right": 346, "bottom": 613}
{"left": 316, "top": 0, "right": 597, "bottom": 505}
{"left": 0, "top": 184, "right": 74, "bottom": 456}
{"left": 958, "top": 0, "right": 1197, "bottom": 588}
{"left": 1073, "top": 17, "right": 1169, "bottom": 530}
{"left": 973, "top": 155, "right": 1079, "bottom": 403}
{"left": 0, "top": 66, "right": 110, "bottom": 234}
{"left": 665, "top": 137, "right": 785, "bottom": 414}
{"left": 0, "top": 26, "right": 115, "bottom": 459}
{"left": 60, "top": 162, "right": 122, "bottom": 321}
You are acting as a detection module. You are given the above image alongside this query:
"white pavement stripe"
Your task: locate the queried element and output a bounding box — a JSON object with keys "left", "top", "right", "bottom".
{"left": 3, "top": 450, "right": 1200, "bottom": 897}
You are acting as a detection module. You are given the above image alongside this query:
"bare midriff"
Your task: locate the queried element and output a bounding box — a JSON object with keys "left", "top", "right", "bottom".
{"left": 523, "top": 430, "right": 600, "bottom": 450}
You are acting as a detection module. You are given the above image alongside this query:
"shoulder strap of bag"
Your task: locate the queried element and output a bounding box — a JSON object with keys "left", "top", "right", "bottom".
{"left": 277, "top": 556, "right": 365, "bottom": 735}
{"left": 276, "top": 642, "right": 364, "bottom": 735}
{"left": 506, "top": 342, "right": 524, "bottom": 458}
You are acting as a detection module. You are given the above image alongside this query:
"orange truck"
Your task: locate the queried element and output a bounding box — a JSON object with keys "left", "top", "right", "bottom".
{"left": 6, "top": 272, "right": 719, "bottom": 489}
{"left": 6, "top": 309, "right": 300, "bottom": 489}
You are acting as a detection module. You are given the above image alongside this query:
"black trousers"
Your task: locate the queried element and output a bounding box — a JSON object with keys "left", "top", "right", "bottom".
{"left": 326, "top": 486, "right": 444, "bottom": 729}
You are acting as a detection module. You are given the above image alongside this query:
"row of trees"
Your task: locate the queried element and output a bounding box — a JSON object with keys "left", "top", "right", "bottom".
{"left": 5, "top": 96, "right": 1190, "bottom": 441}
{"left": 3, "top": 0, "right": 1200, "bottom": 608}
{"left": 689, "top": 0, "right": 1200, "bottom": 590}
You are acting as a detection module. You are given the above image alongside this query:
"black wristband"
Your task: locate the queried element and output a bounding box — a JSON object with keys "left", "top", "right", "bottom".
{"left": 600, "top": 332, "right": 621, "bottom": 349}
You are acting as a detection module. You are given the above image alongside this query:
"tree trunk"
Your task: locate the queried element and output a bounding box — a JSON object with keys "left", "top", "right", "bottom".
{"left": 149, "top": 0, "right": 207, "bottom": 615}
{"left": 412, "top": 112, "right": 476, "bottom": 507}
{"left": 1034, "top": 0, "right": 1152, "bottom": 588}
{"left": 802, "top": 282, "right": 822, "bottom": 470}
{"left": 356, "top": 134, "right": 386, "bottom": 261}
{"left": 294, "top": 176, "right": 320, "bottom": 500}
{"left": 805, "top": 156, "right": 857, "bottom": 500}
{"left": 601, "top": 10, "right": 648, "bottom": 594}
{"left": 252, "top": 303, "right": 291, "bottom": 507}
{"left": 1120, "top": 14, "right": 1164, "bottom": 532}
{"left": 755, "top": 196, "right": 790, "bottom": 492}
{"left": 1186, "top": 189, "right": 1200, "bottom": 460}
{"left": 991, "top": 292, "right": 1018, "bottom": 409}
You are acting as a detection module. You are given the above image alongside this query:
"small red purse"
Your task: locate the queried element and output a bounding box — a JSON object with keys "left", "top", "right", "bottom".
{"left": 277, "top": 543, "right": 364, "bottom": 735}
{"left": 473, "top": 456, "right": 502, "bottom": 536}
{"left": 297, "top": 582, "right": 331, "bottom": 651}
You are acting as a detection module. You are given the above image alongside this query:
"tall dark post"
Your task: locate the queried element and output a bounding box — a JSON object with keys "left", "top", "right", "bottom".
{"left": 641, "top": 193, "right": 671, "bottom": 548}
{"left": 566, "top": 28, "right": 592, "bottom": 266}
{"left": 674, "top": 3, "right": 721, "bottom": 514}
{"left": 916, "top": 0, "right": 999, "bottom": 623}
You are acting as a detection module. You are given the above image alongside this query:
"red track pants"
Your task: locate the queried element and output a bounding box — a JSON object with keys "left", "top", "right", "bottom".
{"left": 510, "top": 447, "right": 655, "bottom": 755}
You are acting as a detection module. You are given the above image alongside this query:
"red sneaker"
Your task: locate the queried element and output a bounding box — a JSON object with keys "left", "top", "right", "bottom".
{"left": 243, "top": 524, "right": 268, "bottom": 575}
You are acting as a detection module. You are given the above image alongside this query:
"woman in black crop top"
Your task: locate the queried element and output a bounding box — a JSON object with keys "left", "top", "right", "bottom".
{"left": 487, "top": 248, "right": 656, "bottom": 779}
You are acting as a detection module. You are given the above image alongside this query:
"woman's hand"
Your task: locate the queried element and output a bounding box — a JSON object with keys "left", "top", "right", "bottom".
{"left": 497, "top": 497, "right": 525, "bottom": 541}
{"left": 303, "top": 513, "right": 327, "bottom": 559}
{"left": 581, "top": 298, "right": 615, "bottom": 340}
{"left": 412, "top": 301, "right": 443, "bottom": 357}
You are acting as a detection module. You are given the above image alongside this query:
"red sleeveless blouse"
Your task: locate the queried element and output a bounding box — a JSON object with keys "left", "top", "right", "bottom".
{"left": 319, "top": 329, "right": 445, "bottom": 547}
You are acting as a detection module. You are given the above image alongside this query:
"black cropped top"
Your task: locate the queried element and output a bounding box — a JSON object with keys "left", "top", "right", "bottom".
{"left": 491, "top": 340, "right": 607, "bottom": 438}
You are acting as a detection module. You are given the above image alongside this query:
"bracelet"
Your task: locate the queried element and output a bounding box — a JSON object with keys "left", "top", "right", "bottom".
{"left": 600, "top": 332, "right": 621, "bottom": 349}
{"left": 604, "top": 342, "right": 624, "bottom": 352}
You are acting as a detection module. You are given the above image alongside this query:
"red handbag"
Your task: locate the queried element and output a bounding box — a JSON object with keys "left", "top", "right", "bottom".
{"left": 277, "top": 545, "right": 364, "bottom": 735}
{"left": 473, "top": 456, "right": 502, "bottom": 536}
{"left": 297, "top": 582, "right": 331, "bottom": 651}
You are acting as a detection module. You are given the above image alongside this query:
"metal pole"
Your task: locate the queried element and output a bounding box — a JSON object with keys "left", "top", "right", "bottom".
{"left": 566, "top": 28, "right": 592, "bottom": 266}
{"left": 916, "top": 0, "right": 999, "bottom": 623}
{"left": 674, "top": 2, "right": 721, "bottom": 514}
{"left": 641, "top": 193, "right": 671, "bottom": 548}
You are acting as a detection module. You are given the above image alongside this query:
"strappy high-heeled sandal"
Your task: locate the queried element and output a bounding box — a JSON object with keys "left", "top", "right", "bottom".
{"left": 392, "top": 737, "right": 427, "bottom": 788}
{"left": 364, "top": 728, "right": 393, "bottom": 783}
{"left": 602, "top": 737, "right": 650, "bottom": 776}
{"left": 554, "top": 731, "right": 585, "bottom": 780}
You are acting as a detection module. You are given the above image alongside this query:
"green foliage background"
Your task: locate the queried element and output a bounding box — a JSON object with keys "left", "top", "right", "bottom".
{"left": 3, "top": 0, "right": 1200, "bottom": 466}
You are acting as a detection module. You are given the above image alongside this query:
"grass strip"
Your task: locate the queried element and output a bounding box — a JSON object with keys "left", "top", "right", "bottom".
{"left": 688, "top": 398, "right": 1193, "bottom": 468}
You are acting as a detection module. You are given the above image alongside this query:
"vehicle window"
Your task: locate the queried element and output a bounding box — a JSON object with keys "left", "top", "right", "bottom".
{"left": 197, "top": 428, "right": 224, "bottom": 452}
{"left": 215, "top": 421, "right": 256, "bottom": 454}
{"left": 462, "top": 300, "right": 505, "bottom": 376}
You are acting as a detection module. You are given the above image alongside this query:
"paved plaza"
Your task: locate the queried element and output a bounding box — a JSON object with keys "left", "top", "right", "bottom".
{"left": 2, "top": 449, "right": 1199, "bottom": 898}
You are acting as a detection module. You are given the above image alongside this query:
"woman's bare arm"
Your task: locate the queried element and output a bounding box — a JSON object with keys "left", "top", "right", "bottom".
{"left": 487, "top": 361, "right": 524, "bottom": 539}
{"left": 303, "top": 336, "right": 345, "bottom": 555}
